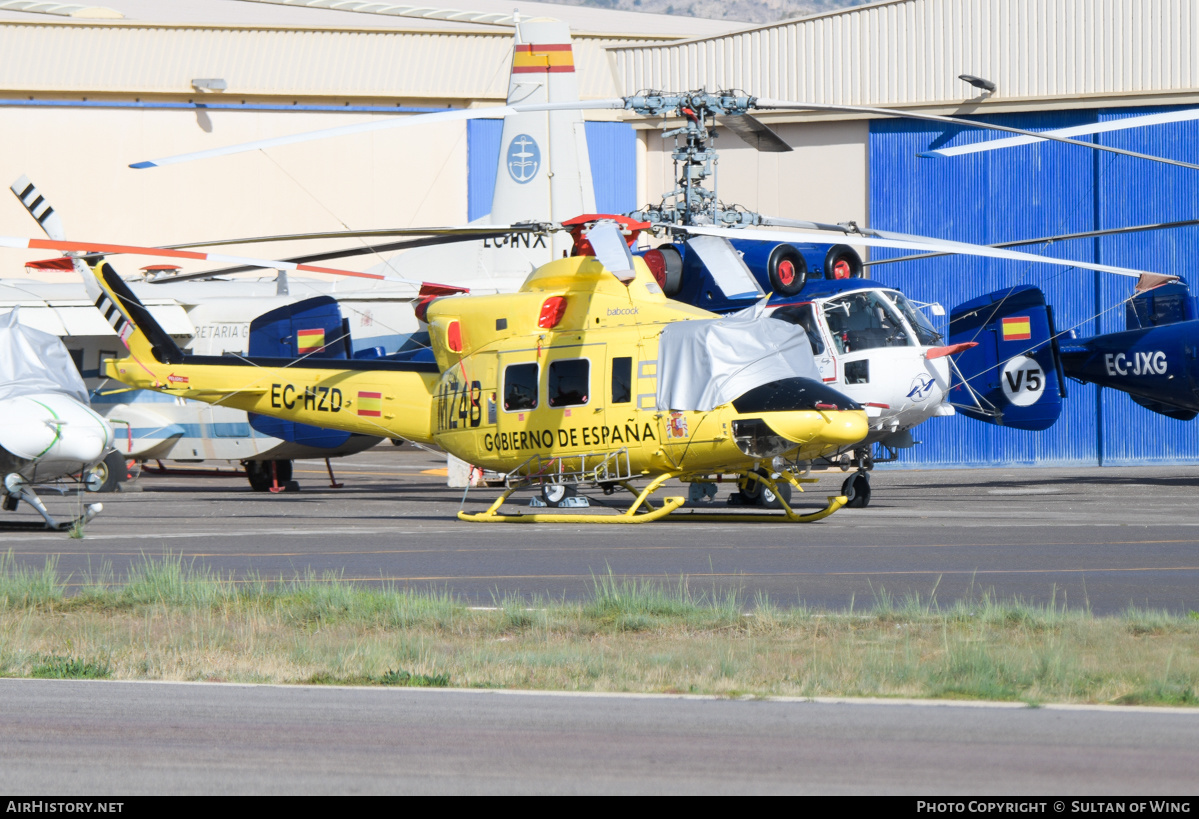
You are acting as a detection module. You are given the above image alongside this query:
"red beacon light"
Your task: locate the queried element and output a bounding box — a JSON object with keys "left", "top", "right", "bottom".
{"left": 538, "top": 296, "right": 567, "bottom": 329}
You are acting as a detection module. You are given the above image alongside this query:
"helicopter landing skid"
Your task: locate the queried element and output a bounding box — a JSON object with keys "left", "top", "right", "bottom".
{"left": 458, "top": 470, "right": 847, "bottom": 524}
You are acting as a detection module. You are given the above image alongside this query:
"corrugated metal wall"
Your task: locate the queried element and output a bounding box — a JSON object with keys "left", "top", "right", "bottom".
{"left": 611, "top": 0, "right": 1199, "bottom": 107}
{"left": 870, "top": 104, "right": 1199, "bottom": 467}
{"left": 0, "top": 22, "right": 634, "bottom": 101}
{"left": 467, "top": 120, "right": 636, "bottom": 221}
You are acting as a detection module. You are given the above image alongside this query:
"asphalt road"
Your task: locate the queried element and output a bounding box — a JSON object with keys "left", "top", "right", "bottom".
{"left": 3, "top": 679, "right": 1197, "bottom": 794}
{"left": 4, "top": 445, "right": 1199, "bottom": 614}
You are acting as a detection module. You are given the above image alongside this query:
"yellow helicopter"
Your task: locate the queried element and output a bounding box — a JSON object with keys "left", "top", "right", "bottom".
{"left": 82, "top": 216, "right": 869, "bottom": 523}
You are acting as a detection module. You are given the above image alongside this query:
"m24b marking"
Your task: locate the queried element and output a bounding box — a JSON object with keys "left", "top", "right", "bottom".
{"left": 437, "top": 379, "right": 482, "bottom": 432}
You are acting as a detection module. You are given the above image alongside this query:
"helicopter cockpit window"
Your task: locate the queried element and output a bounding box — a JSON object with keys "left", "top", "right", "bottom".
{"left": 769, "top": 305, "right": 825, "bottom": 355}
{"left": 548, "top": 359, "right": 590, "bottom": 408}
{"left": 889, "top": 292, "right": 943, "bottom": 346}
{"left": 821, "top": 291, "right": 914, "bottom": 353}
{"left": 503, "top": 363, "right": 539, "bottom": 411}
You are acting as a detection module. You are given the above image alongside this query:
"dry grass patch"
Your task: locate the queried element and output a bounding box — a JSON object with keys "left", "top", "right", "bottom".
{"left": 0, "top": 553, "right": 1196, "bottom": 705}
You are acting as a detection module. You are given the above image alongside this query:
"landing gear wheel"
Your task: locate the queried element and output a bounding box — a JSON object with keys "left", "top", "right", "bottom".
{"left": 841, "top": 473, "right": 872, "bottom": 508}
{"left": 246, "top": 461, "right": 270, "bottom": 492}
{"left": 759, "top": 480, "right": 793, "bottom": 510}
{"left": 246, "top": 459, "right": 294, "bottom": 492}
{"left": 87, "top": 450, "right": 128, "bottom": 493}
{"left": 736, "top": 468, "right": 793, "bottom": 509}
{"left": 541, "top": 482, "right": 577, "bottom": 508}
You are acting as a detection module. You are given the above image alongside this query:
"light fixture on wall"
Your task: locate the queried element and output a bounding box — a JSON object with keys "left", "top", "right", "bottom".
{"left": 191, "top": 79, "right": 228, "bottom": 93}
{"left": 958, "top": 74, "right": 997, "bottom": 94}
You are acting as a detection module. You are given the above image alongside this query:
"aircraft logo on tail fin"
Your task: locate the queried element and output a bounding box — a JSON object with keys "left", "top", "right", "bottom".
{"left": 507, "top": 135, "right": 541, "bottom": 183}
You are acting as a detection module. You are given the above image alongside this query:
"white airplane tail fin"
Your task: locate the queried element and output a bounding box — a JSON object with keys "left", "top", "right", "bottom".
{"left": 491, "top": 18, "right": 596, "bottom": 228}
{"left": 369, "top": 18, "right": 596, "bottom": 287}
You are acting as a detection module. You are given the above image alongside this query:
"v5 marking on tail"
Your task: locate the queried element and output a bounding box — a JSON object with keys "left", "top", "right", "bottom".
{"left": 947, "top": 285, "right": 1065, "bottom": 431}
{"left": 91, "top": 261, "right": 441, "bottom": 444}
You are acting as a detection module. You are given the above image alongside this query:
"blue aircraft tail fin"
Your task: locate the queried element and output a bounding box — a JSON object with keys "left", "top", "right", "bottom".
{"left": 247, "top": 296, "right": 353, "bottom": 448}
{"left": 947, "top": 285, "right": 1064, "bottom": 431}
{"left": 1126, "top": 279, "right": 1195, "bottom": 330}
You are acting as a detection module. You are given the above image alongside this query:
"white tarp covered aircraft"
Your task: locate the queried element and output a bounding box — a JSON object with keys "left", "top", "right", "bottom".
{"left": 0, "top": 308, "right": 114, "bottom": 529}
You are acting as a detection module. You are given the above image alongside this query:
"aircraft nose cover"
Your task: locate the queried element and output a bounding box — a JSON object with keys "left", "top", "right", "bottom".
{"left": 656, "top": 310, "right": 820, "bottom": 412}
{"left": 0, "top": 309, "right": 89, "bottom": 404}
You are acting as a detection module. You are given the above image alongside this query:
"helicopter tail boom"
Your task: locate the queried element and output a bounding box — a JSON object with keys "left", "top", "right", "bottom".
{"left": 89, "top": 261, "right": 441, "bottom": 444}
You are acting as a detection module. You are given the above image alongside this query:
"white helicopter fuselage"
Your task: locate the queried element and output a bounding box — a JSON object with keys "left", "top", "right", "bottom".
{"left": 0, "top": 392, "right": 114, "bottom": 480}
{"left": 766, "top": 283, "right": 954, "bottom": 455}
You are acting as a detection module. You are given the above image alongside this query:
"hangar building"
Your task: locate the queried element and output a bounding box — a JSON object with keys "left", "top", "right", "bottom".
{"left": 1, "top": 0, "right": 1196, "bottom": 467}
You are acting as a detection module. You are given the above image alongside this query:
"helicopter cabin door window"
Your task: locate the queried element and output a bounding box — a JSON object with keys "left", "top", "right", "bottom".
{"left": 503, "top": 363, "right": 539, "bottom": 411}
{"left": 548, "top": 359, "right": 590, "bottom": 408}
{"left": 611, "top": 357, "right": 632, "bottom": 404}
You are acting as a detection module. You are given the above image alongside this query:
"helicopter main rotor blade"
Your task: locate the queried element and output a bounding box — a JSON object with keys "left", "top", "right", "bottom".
{"left": 130, "top": 100, "right": 626, "bottom": 169}
{"left": 162, "top": 223, "right": 549, "bottom": 249}
{"left": 919, "top": 108, "right": 1199, "bottom": 161}
{"left": 0, "top": 236, "right": 434, "bottom": 287}
{"left": 753, "top": 98, "right": 1199, "bottom": 171}
{"left": 671, "top": 222, "right": 1175, "bottom": 288}
{"left": 718, "top": 114, "right": 792, "bottom": 152}
{"left": 149, "top": 233, "right": 511, "bottom": 283}
{"left": 863, "top": 218, "right": 1199, "bottom": 267}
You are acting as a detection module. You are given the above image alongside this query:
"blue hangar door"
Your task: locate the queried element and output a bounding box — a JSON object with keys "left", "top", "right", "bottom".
{"left": 869, "top": 105, "right": 1199, "bottom": 468}
{"left": 467, "top": 120, "right": 637, "bottom": 220}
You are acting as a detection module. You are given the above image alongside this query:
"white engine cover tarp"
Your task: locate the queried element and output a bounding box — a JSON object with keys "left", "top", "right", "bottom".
{"left": 0, "top": 309, "right": 89, "bottom": 404}
{"left": 656, "top": 309, "right": 820, "bottom": 412}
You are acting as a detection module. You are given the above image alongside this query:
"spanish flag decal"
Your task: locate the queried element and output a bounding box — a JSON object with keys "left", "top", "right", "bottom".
{"left": 296, "top": 328, "right": 325, "bottom": 354}
{"left": 512, "top": 43, "right": 574, "bottom": 74}
{"left": 357, "top": 391, "right": 383, "bottom": 417}
{"left": 1001, "top": 316, "right": 1032, "bottom": 341}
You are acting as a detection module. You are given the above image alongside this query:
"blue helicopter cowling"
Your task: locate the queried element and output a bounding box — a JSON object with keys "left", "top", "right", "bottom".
{"left": 947, "top": 285, "right": 1065, "bottom": 431}
{"left": 247, "top": 296, "right": 353, "bottom": 448}
{"left": 636, "top": 239, "right": 863, "bottom": 313}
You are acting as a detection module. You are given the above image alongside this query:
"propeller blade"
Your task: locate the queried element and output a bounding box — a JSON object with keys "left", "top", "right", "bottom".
{"left": 163, "top": 224, "right": 548, "bottom": 249}
{"left": 752, "top": 97, "right": 1199, "bottom": 171}
{"left": 864, "top": 218, "right": 1199, "bottom": 267}
{"left": 148, "top": 232, "right": 512, "bottom": 283}
{"left": 671, "top": 222, "right": 1173, "bottom": 282}
{"left": 919, "top": 107, "right": 1199, "bottom": 160}
{"left": 718, "top": 114, "right": 792, "bottom": 153}
{"left": 0, "top": 235, "right": 433, "bottom": 287}
{"left": 9, "top": 176, "right": 66, "bottom": 241}
{"left": 130, "top": 100, "right": 625, "bottom": 169}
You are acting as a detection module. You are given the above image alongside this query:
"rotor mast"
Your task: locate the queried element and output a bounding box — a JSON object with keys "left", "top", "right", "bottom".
{"left": 626, "top": 91, "right": 765, "bottom": 229}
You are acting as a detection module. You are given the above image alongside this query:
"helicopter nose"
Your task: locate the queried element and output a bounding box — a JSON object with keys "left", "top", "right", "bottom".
{"left": 766, "top": 408, "right": 868, "bottom": 447}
